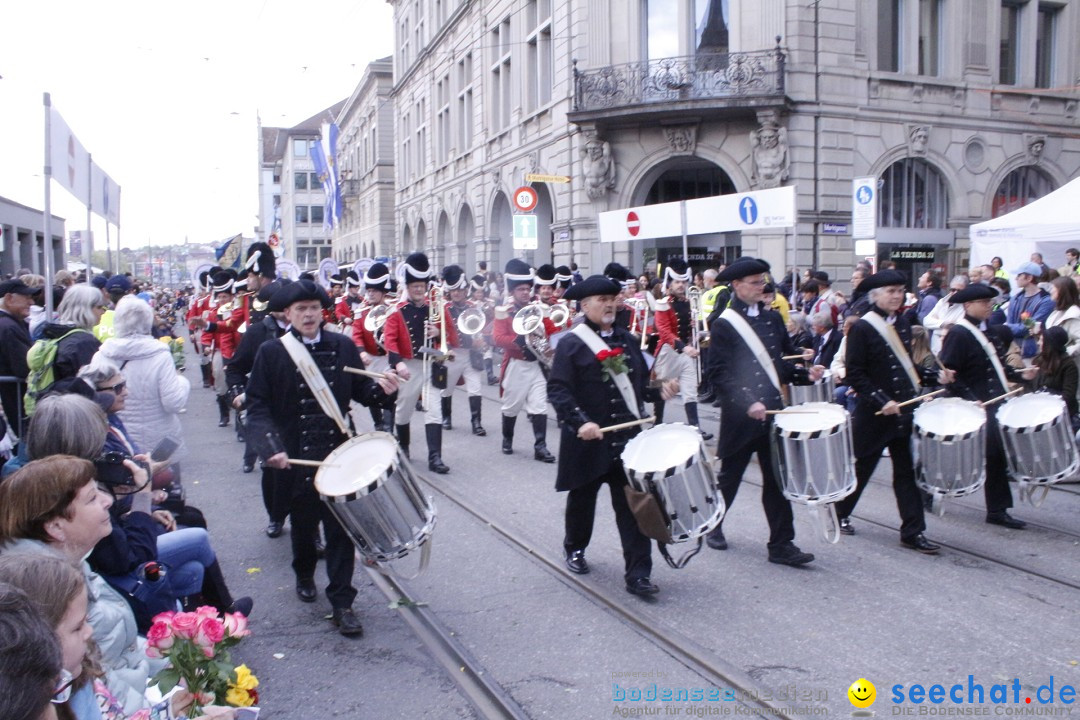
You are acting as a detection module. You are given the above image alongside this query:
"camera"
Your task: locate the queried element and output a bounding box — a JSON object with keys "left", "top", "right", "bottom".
{"left": 93, "top": 451, "right": 136, "bottom": 487}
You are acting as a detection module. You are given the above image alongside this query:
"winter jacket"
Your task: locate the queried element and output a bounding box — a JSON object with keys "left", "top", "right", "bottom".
{"left": 36, "top": 322, "right": 101, "bottom": 382}
{"left": 99, "top": 335, "right": 190, "bottom": 457}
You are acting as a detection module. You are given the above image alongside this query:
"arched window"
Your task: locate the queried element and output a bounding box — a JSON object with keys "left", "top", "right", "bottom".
{"left": 992, "top": 166, "right": 1055, "bottom": 218}
{"left": 878, "top": 158, "right": 949, "bottom": 229}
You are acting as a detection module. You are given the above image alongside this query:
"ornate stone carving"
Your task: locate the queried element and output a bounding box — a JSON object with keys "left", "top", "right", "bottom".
{"left": 750, "top": 111, "right": 789, "bottom": 189}
{"left": 1025, "top": 134, "right": 1047, "bottom": 165}
{"left": 580, "top": 134, "right": 616, "bottom": 200}
{"left": 907, "top": 125, "right": 931, "bottom": 156}
{"left": 663, "top": 125, "right": 698, "bottom": 155}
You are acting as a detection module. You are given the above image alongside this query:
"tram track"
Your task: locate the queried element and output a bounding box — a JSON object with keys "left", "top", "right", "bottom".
{"left": 394, "top": 471, "right": 792, "bottom": 718}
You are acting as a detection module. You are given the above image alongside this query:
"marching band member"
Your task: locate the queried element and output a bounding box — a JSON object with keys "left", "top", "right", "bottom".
{"left": 548, "top": 276, "right": 678, "bottom": 597}
{"left": 554, "top": 265, "right": 574, "bottom": 301}
{"left": 833, "top": 270, "right": 952, "bottom": 553}
{"left": 381, "top": 252, "right": 456, "bottom": 473}
{"left": 604, "top": 263, "right": 635, "bottom": 331}
{"left": 201, "top": 269, "right": 241, "bottom": 427}
{"left": 335, "top": 271, "right": 363, "bottom": 327}
{"left": 353, "top": 263, "right": 394, "bottom": 432}
{"left": 703, "top": 257, "right": 821, "bottom": 566}
{"left": 438, "top": 265, "right": 488, "bottom": 436}
{"left": 186, "top": 270, "right": 215, "bottom": 388}
{"left": 493, "top": 259, "right": 557, "bottom": 462}
{"left": 245, "top": 279, "right": 399, "bottom": 636}
{"left": 534, "top": 264, "right": 559, "bottom": 307}
{"left": 470, "top": 273, "right": 500, "bottom": 386}
{"left": 652, "top": 257, "right": 712, "bottom": 439}
{"left": 938, "top": 284, "right": 1038, "bottom": 530}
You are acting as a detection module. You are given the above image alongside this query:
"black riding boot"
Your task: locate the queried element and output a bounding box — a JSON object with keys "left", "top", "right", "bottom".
{"left": 485, "top": 358, "right": 499, "bottom": 385}
{"left": 530, "top": 414, "right": 556, "bottom": 463}
{"left": 216, "top": 395, "right": 230, "bottom": 427}
{"left": 653, "top": 400, "right": 665, "bottom": 426}
{"left": 396, "top": 423, "right": 411, "bottom": 459}
{"left": 502, "top": 415, "right": 516, "bottom": 454}
{"left": 426, "top": 424, "right": 450, "bottom": 474}
{"left": 201, "top": 561, "right": 253, "bottom": 617}
{"left": 200, "top": 362, "right": 213, "bottom": 388}
{"left": 469, "top": 395, "right": 486, "bottom": 436}
{"left": 441, "top": 397, "right": 453, "bottom": 430}
{"left": 684, "top": 402, "right": 713, "bottom": 440}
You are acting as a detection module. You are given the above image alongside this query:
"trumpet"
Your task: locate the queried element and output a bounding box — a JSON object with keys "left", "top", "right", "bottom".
{"left": 363, "top": 304, "right": 392, "bottom": 333}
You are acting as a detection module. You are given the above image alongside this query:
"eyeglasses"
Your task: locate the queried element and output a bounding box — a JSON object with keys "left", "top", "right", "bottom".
{"left": 52, "top": 668, "right": 75, "bottom": 704}
{"left": 98, "top": 381, "right": 127, "bottom": 393}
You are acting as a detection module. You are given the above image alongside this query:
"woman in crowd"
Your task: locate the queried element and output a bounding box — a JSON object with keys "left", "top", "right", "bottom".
{"left": 0, "top": 581, "right": 61, "bottom": 720}
{"left": 786, "top": 311, "right": 813, "bottom": 353}
{"left": 1042, "top": 276, "right": 1080, "bottom": 357}
{"left": 1035, "top": 326, "right": 1079, "bottom": 423}
{"left": 910, "top": 325, "right": 938, "bottom": 374}
{"left": 98, "top": 296, "right": 190, "bottom": 460}
{"left": 990, "top": 256, "right": 1009, "bottom": 279}
{"left": 32, "top": 285, "right": 106, "bottom": 384}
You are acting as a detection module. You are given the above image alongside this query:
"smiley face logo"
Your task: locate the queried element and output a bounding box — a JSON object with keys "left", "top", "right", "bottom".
{"left": 848, "top": 678, "right": 876, "bottom": 708}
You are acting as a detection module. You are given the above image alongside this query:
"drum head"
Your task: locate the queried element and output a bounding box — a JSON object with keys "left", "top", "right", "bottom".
{"left": 773, "top": 402, "right": 846, "bottom": 434}
{"left": 998, "top": 393, "right": 1065, "bottom": 429}
{"left": 315, "top": 432, "right": 399, "bottom": 499}
{"left": 914, "top": 397, "right": 985, "bottom": 436}
{"left": 622, "top": 423, "right": 703, "bottom": 474}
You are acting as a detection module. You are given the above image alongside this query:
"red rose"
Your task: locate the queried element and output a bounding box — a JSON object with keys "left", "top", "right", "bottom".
{"left": 596, "top": 349, "right": 613, "bottom": 361}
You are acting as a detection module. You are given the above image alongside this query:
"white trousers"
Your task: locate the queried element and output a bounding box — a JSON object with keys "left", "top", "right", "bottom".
{"left": 654, "top": 344, "right": 696, "bottom": 403}
{"left": 500, "top": 358, "right": 548, "bottom": 417}
{"left": 394, "top": 358, "right": 426, "bottom": 424}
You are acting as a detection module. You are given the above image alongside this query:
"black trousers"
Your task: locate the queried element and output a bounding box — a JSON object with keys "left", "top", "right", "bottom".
{"left": 835, "top": 434, "right": 926, "bottom": 541}
{"left": 563, "top": 463, "right": 652, "bottom": 582}
{"left": 717, "top": 434, "right": 795, "bottom": 551}
{"left": 260, "top": 467, "right": 289, "bottom": 524}
{"left": 984, "top": 418, "right": 1014, "bottom": 513}
{"left": 288, "top": 479, "right": 357, "bottom": 610}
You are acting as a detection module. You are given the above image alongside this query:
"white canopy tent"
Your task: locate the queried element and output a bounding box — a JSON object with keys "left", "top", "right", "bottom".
{"left": 969, "top": 176, "right": 1080, "bottom": 272}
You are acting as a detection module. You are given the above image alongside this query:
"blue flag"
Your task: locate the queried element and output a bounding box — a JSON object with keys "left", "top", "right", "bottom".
{"left": 215, "top": 234, "right": 243, "bottom": 269}
{"left": 310, "top": 122, "right": 343, "bottom": 230}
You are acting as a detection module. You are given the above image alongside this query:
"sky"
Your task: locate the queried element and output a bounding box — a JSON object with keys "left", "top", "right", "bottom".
{"left": 0, "top": 0, "right": 393, "bottom": 251}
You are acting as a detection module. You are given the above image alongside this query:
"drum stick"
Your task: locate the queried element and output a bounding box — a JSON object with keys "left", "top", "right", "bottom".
{"left": 764, "top": 409, "right": 820, "bottom": 415}
{"left": 344, "top": 366, "right": 388, "bottom": 380}
{"left": 286, "top": 458, "right": 337, "bottom": 469}
{"left": 873, "top": 388, "right": 947, "bottom": 415}
{"left": 781, "top": 351, "right": 811, "bottom": 361}
{"left": 980, "top": 387, "right": 1024, "bottom": 408}
{"left": 598, "top": 416, "right": 656, "bottom": 434}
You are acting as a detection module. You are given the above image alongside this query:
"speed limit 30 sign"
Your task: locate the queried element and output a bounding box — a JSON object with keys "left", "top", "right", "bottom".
{"left": 512, "top": 186, "right": 538, "bottom": 212}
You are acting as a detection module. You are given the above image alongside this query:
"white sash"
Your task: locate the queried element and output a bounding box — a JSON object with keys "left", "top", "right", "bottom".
{"left": 281, "top": 332, "right": 352, "bottom": 436}
{"left": 956, "top": 318, "right": 1010, "bottom": 391}
{"left": 862, "top": 311, "right": 920, "bottom": 392}
{"left": 720, "top": 308, "right": 781, "bottom": 392}
{"left": 570, "top": 323, "right": 641, "bottom": 419}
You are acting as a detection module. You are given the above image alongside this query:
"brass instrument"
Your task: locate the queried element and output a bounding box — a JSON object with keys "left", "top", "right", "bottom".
{"left": 547, "top": 301, "right": 570, "bottom": 329}
{"left": 686, "top": 286, "right": 708, "bottom": 383}
{"left": 457, "top": 306, "right": 487, "bottom": 335}
{"left": 511, "top": 302, "right": 553, "bottom": 367}
{"left": 624, "top": 298, "right": 649, "bottom": 350}
{"left": 216, "top": 301, "right": 234, "bottom": 320}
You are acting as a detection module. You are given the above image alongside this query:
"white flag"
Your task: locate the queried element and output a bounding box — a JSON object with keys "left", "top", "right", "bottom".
{"left": 91, "top": 162, "right": 121, "bottom": 225}
{"left": 49, "top": 107, "right": 91, "bottom": 203}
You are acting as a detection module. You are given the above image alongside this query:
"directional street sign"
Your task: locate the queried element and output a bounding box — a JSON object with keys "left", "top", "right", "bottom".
{"left": 626, "top": 211, "right": 641, "bottom": 237}
{"left": 852, "top": 177, "right": 877, "bottom": 239}
{"left": 525, "top": 173, "right": 571, "bottom": 184}
{"left": 513, "top": 214, "right": 538, "bottom": 250}
{"left": 738, "top": 196, "right": 759, "bottom": 225}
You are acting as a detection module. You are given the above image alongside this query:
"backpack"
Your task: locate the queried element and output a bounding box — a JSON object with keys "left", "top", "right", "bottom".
{"left": 23, "top": 328, "right": 88, "bottom": 416}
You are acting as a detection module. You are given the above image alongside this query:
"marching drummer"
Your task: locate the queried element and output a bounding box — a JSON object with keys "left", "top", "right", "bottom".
{"left": 245, "top": 279, "right": 399, "bottom": 636}
{"left": 833, "top": 270, "right": 953, "bottom": 553}
{"left": 547, "top": 275, "right": 678, "bottom": 597}
{"left": 703, "top": 257, "right": 822, "bottom": 566}
{"left": 938, "top": 283, "right": 1039, "bottom": 530}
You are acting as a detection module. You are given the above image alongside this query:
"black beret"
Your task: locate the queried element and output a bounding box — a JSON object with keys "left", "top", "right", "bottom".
{"left": 949, "top": 284, "right": 998, "bottom": 304}
{"left": 717, "top": 257, "right": 771, "bottom": 283}
{"left": 268, "top": 278, "right": 332, "bottom": 312}
{"left": 562, "top": 275, "right": 622, "bottom": 301}
{"left": 858, "top": 270, "right": 907, "bottom": 293}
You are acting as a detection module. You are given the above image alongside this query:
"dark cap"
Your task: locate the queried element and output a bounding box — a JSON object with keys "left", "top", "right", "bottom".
{"left": 106, "top": 275, "right": 133, "bottom": 293}
{"left": 810, "top": 270, "right": 832, "bottom": 286}
{"left": 717, "top": 257, "right": 771, "bottom": 283}
{"left": 949, "top": 284, "right": 998, "bottom": 304}
{"left": 0, "top": 279, "right": 40, "bottom": 297}
{"left": 562, "top": 275, "right": 622, "bottom": 302}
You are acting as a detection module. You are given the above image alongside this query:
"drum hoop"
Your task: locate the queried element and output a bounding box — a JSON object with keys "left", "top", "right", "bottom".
{"left": 774, "top": 421, "right": 846, "bottom": 440}
{"left": 625, "top": 447, "right": 708, "bottom": 484}
{"left": 315, "top": 432, "right": 401, "bottom": 502}
{"left": 914, "top": 425, "right": 984, "bottom": 441}
{"left": 1000, "top": 411, "right": 1066, "bottom": 434}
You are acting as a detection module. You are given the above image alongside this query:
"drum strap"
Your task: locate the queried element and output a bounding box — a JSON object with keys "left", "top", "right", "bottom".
{"left": 956, "top": 319, "right": 1010, "bottom": 392}
{"left": 719, "top": 309, "right": 781, "bottom": 392}
{"left": 659, "top": 538, "right": 704, "bottom": 570}
{"left": 280, "top": 333, "right": 352, "bottom": 437}
{"left": 862, "top": 312, "right": 920, "bottom": 392}
{"left": 571, "top": 324, "right": 641, "bottom": 419}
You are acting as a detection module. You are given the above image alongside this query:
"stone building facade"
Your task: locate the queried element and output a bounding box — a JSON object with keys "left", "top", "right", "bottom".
{"left": 382, "top": 0, "right": 1079, "bottom": 287}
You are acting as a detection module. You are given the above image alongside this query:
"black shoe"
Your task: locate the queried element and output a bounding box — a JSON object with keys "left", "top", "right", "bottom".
{"left": 265, "top": 521, "right": 283, "bottom": 538}
{"left": 698, "top": 391, "right": 716, "bottom": 404}
{"left": 705, "top": 529, "right": 727, "bottom": 550}
{"left": 296, "top": 578, "right": 317, "bottom": 603}
{"left": 331, "top": 608, "right": 364, "bottom": 636}
{"left": 502, "top": 416, "right": 516, "bottom": 454}
{"left": 472, "top": 421, "right": 487, "bottom": 436}
{"left": 768, "top": 544, "right": 815, "bottom": 567}
{"left": 534, "top": 446, "right": 556, "bottom": 463}
{"left": 243, "top": 462, "right": 255, "bottom": 474}
{"left": 699, "top": 429, "right": 714, "bottom": 441}
{"left": 839, "top": 518, "right": 854, "bottom": 536}
{"left": 901, "top": 534, "right": 940, "bottom": 554}
{"left": 218, "top": 417, "right": 229, "bottom": 428}
{"left": 625, "top": 577, "right": 660, "bottom": 597}
{"left": 565, "top": 549, "right": 589, "bottom": 575}
{"left": 315, "top": 537, "right": 326, "bottom": 559}
{"left": 429, "top": 456, "right": 450, "bottom": 474}
{"left": 502, "top": 438, "right": 514, "bottom": 454}
{"left": 712, "top": 397, "right": 723, "bottom": 408}
{"left": 226, "top": 597, "right": 254, "bottom": 617}
{"left": 986, "top": 511, "right": 1026, "bottom": 529}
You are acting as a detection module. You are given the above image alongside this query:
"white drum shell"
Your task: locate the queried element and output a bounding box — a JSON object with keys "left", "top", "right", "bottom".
{"left": 788, "top": 371, "right": 836, "bottom": 407}
{"left": 913, "top": 398, "right": 986, "bottom": 498}
{"left": 772, "top": 402, "right": 856, "bottom": 505}
{"left": 997, "top": 393, "right": 1079, "bottom": 484}
{"left": 622, "top": 424, "right": 724, "bottom": 543}
{"left": 314, "top": 432, "right": 436, "bottom": 562}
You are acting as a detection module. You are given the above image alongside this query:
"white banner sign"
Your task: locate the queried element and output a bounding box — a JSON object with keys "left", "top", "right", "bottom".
{"left": 598, "top": 201, "right": 682, "bottom": 243}
{"left": 49, "top": 106, "right": 91, "bottom": 203}
{"left": 91, "top": 164, "right": 121, "bottom": 225}
{"left": 852, "top": 177, "right": 877, "bottom": 239}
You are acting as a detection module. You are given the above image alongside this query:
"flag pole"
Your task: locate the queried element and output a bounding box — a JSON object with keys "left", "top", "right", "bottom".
{"left": 114, "top": 189, "right": 122, "bottom": 274}
{"left": 43, "top": 93, "right": 55, "bottom": 318}
{"left": 85, "top": 152, "right": 94, "bottom": 282}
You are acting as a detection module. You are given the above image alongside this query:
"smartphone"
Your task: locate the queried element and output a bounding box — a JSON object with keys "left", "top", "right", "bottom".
{"left": 150, "top": 437, "right": 181, "bottom": 462}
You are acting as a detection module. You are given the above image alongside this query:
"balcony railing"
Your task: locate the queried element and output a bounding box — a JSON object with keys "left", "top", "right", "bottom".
{"left": 573, "top": 41, "right": 785, "bottom": 114}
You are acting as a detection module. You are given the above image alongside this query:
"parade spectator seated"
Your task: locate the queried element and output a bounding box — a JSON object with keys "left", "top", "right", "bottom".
{"left": 0, "top": 581, "right": 61, "bottom": 720}
{"left": 786, "top": 311, "right": 813, "bottom": 354}
{"left": 98, "top": 296, "right": 190, "bottom": 461}
{"left": 1035, "top": 326, "right": 1079, "bottom": 429}
{"left": 831, "top": 315, "right": 859, "bottom": 412}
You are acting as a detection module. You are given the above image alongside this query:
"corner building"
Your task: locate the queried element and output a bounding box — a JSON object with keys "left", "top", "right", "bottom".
{"left": 385, "top": 0, "right": 1080, "bottom": 285}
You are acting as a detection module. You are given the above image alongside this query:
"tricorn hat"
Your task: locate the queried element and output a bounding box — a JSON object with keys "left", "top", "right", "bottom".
{"left": 716, "top": 257, "right": 771, "bottom": 283}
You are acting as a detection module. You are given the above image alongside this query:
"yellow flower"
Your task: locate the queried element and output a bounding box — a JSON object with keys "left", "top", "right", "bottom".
{"left": 232, "top": 664, "right": 259, "bottom": 691}
{"left": 226, "top": 687, "right": 254, "bottom": 707}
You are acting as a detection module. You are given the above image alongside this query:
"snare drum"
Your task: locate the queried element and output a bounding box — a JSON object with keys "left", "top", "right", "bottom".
{"left": 622, "top": 423, "right": 724, "bottom": 546}
{"left": 913, "top": 398, "right": 986, "bottom": 508}
{"left": 315, "top": 432, "right": 436, "bottom": 564}
{"left": 772, "top": 402, "right": 856, "bottom": 542}
{"left": 788, "top": 370, "right": 835, "bottom": 406}
{"left": 997, "top": 393, "right": 1079, "bottom": 502}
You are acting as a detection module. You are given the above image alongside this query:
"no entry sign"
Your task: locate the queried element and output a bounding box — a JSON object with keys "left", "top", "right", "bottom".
{"left": 626, "top": 211, "right": 640, "bottom": 237}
